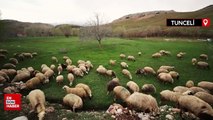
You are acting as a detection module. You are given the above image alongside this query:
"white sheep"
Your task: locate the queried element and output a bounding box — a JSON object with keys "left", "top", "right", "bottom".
{"left": 0, "top": 71, "right": 10, "bottom": 81}
{"left": 185, "top": 80, "right": 194, "bottom": 88}
{"left": 157, "top": 73, "right": 174, "bottom": 83}
{"left": 160, "top": 90, "right": 182, "bottom": 103}
{"left": 126, "top": 81, "right": 139, "bottom": 92}
{"left": 63, "top": 93, "right": 83, "bottom": 112}
{"left": 72, "top": 68, "right": 84, "bottom": 77}
{"left": 120, "top": 62, "right": 128, "bottom": 68}
{"left": 44, "top": 69, "right": 54, "bottom": 83}
{"left": 189, "top": 86, "right": 210, "bottom": 94}
{"left": 22, "top": 53, "right": 33, "bottom": 58}
{"left": 199, "top": 54, "right": 208, "bottom": 60}
{"left": 75, "top": 83, "right": 92, "bottom": 99}
{"left": 173, "top": 86, "right": 189, "bottom": 93}
{"left": 96, "top": 65, "right": 107, "bottom": 74}
{"left": 22, "top": 77, "right": 41, "bottom": 89}
{"left": 198, "top": 81, "right": 213, "bottom": 93}
{"left": 66, "top": 65, "right": 76, "bottom": 73}
{"left": 194, "top": 92, "right": 213, "bottom": 105}
{"left": 50, "top": 64, "right": 56, "bottom": 71}
{"left": 159, "top": 65, "right": 175, "bottom": 71}
{"left": 107, "top": 80, "right": 120, "bottom": 94}
{"left": 12, "top": 71, "right": 31, "bottom": 83}
{"left": 66, "top": 58, "right": 72, "bottom": 65}
{"left": 3, "top": 63, "right": 16, "bottom": 69}
{"left": 152, "top": 52, "right": 161, "bottom": 58}
{"left": 141, "top": 84, "right": 156, "bottom": 94}
{"left": 56, "top": 75, "right": 64, "bottom": 85}
{"left": 106, "top": 70, "right": 116, "bottom": 78}
{"left": 62, "top": 85, "right": 87, "bottom": 98}
{"left": 138, "top": 52, "right": 142, "bottom": 56}
{"left": 122, "top": 69, "right": 132, "bottom": 80}
{"left": 113, "top": 86, "right": 130, "bottom": 102}
{"left": 169, "top": 71, "right": 179, "bottom": 80}
{"left": 1, "top": 69, "right": 16, "bottom": 80}
{"left": 35, "top": 72, "right": 46, "bottom": 84}
{"left": 9, "top": 58, "right": 19, "bottom": 65}
{"left": 109, "top": 60, "right": 116, "bottom": 66}
{"left": 85, "top": 60, "right": 93, "bottom": 71}
{"left": 157, "top": 68, "right": 169, "bottom": 74}
{"left": 57, "top": 64, "right": 63, "bottom": 75}
{"left": 127, "top": 55, "right": 135, "bottom": 61}
{"left": 67, "top": 73, "right": 74, "bottom": 86}
{"left": 120, "top": 54, "right": 126, "bottom": 59}
{"left": 77, "top": 60, "right": 85, "bottom": 64}
{"left": 192, "top": 58, "right": 197, "bottom": 65}
{"left": 143, "top": 66, "right": 156, "bottom": 75}
{"left": 196, "top": 61, "right": 210, "bottom": 69}
{"left": 63, "top": 56, "right": 70, "bottom": 61}
{"left": 51, "top": 56, "right": 58, "bottom": 63}
{"left": 27, "top": 89, "right": 46, "bottom": 120}
{"left": 178, "top": 95, "right": 213, "bottom": 120}
{"left": 126, "top": 92, "right": 159, "bottom": 114}
{"left": 79, "top": 65, "right": 88, "bottom": 74}
{"left": 0, "top": 54, "right": 7, "bottom": 59}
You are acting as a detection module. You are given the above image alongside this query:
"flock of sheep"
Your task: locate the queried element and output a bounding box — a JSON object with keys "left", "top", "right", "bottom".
{"left": 0, "top": 48, "right": 212, "bottom": 120}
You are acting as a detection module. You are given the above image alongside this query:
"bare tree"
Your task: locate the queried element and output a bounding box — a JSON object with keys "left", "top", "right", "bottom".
{"left": 79, "top": 13, "right": 111, "bottom": 47}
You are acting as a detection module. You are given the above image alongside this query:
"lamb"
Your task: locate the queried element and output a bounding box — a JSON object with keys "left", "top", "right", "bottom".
{"left": 141, "top": 84, "right": 156, "bottom": 94}
{"left": 138, "top": 52, "right": 142, "bottom": 56}
{"left": 126, "top": 81, "right": 139, "bottom": 92}
{"left": 152, "top": 52, "right": 161, "bottom": 58}
{"left": 122, "top": 69, "right": 132, "bottom": 80}
{"left": 192, "top": 58, "right": 197, "bottom": 65}
{"left": 178, "top": 95, "right": 213, "bottom": 120}
{"left": 27, "top": 89, "right": 46, "bottom": 120}
{"left": 176, "top": 52, "right": 186, "bottom": 59}
{"left": 157, "top": 73, "right": 174, "bottom": 83}
{"left": 107, "top": 79, "right": 120, "bottom": 94}
{"left": 113, "top": 86, "right": 130, "bottom": 102}
{"left": 196, "top": 61, "right": 210, "bottom": 69}
{"left": 22, "top": 53, "right": 33, "bottom": 58}
{"left": 51, "top": 56, "right": 58, "bottom": 63}
{"left": 75, "top": 83, "right": 92, "bottom": 99}
{"left": 56, "top": 75, "right": 64, "bottom": 85}
{"left": 199, "top": 54, "right": 208, "bottom": 60}
{"left": 109, "top": 60, "right": 116, "bottom": 66}
{"left": 63, "top": 93, "right": 83, "bottom": 112}
{"left": 126, "top": 92, "right": 159, "bottom": 114}
{"left": 173, "top": 86, "right": 189, "bottom": 93}
{"left": 9, "top": 58, "right": 19, "bottom": 65}
{"left": 3, "top": 63, "right": 16, "bottom": 69}
{"left": 67, "top": 73, "right": 74, "bottom": 86}
{"left": 57, "top": 64, "right": 63, "bottom": 75}
{"left": 32, "top": 52, "right": 38, "bottom": 57}
{"left": 198, "top": 81, "right": 213, "bottom": 93}
{"left": 127, "top": 55, "right": 135, "bottom": 61}
{"left": 169, "top": 71, "right": 179, "bottom": 80}
{"left": 185, "top": 80, "right": 194, "bottom": 88}
{"left": 66, "top": 58, "right": 72, "bottom": 65}
{"left": 194, "top": 92, "right": 213, "bottom": 105}
{"left": 96, "top": 65, "right": 107, "bottom": 74}
{"left": 120, "top": 54, "right": 126, "bottom": 59}
{"left": 120, "top": 62, "right": 128, "bottom": 68}
{"left": 159, "top": 65, "right": 175, "bottom": 71}
{"left": 106, "top": 70, "right": 116, "bottom": 78}
{"left": 160, "top": 90, "right": 182, "bottom": 103}
{"left": 62, "top": 85, "right": 87, "bottom": 98}
{"left": 72, "top": 68, "right": 84, "bottom": 77}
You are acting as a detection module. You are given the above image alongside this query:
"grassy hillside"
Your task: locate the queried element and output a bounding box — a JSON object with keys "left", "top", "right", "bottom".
{"left": 0, "top": 37, "right": 212, "bottom": 113}
{"left": 111, "top": 5, "right": 213, "bottom": 38}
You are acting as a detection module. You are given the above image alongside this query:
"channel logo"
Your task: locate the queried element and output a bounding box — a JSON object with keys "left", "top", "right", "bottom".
{"left": 4, "top": 94, "right": 21, "bottom": 111}
{"left": 167, "top": 18, "right": 210, "bottom": 27}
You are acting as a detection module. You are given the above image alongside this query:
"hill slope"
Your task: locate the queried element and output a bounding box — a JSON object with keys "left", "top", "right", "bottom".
{"left": 110, "top": 5, "right": 213, "bottom": 38}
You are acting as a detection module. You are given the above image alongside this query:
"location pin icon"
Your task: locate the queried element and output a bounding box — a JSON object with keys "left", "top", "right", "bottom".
{"left": 203, "top": 19, "right": 208, "bottom": 26}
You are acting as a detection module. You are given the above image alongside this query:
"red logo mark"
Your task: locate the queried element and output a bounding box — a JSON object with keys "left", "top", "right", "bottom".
{"left": 202, "top": 18, "right": 210, "bottom": 27}
{"left": 4, "top": 94, "right": 21, "bottom": 111}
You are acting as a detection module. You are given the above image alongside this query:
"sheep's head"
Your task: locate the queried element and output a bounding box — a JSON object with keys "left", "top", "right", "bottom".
{"left": 62, "top": 85, "right": 68, "bottom": 90}
{"left": 135, "top": 68, "right": 144, "bottom": 74}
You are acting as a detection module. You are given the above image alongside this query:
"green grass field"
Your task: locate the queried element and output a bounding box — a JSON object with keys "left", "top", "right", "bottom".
{"left": 0, "top": 37, "right": 213, "bottom": 117}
